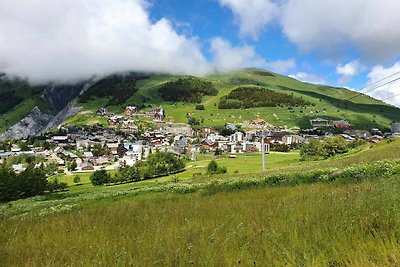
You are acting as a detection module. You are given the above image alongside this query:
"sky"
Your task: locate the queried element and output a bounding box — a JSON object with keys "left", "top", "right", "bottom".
{"left": 0, "top": 0, "right": 400, "bottom": 106}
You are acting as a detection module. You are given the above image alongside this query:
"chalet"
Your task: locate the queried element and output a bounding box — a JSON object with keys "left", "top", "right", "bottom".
{"left": 310, "top": 118, "right": 330, "bottom": 128}
{"left": 83, "top": 151, "right": 94, "bottom": 158}
{"left": 125, "top": 106, "right": 138, "bottom": 116}
{"left": 147, "top": 106, "right": 165, "bottom": 120}
{"left": 51, "top": 136, "right": 69, "bottom": 146}
{"left": 81, "top": 161, "right": 94, "bottom": 171}
{"left": 392, "top": 123, "right": 400, "bottom": 134}
{"left": 229, "top": 131, "right": 244, "bottom": 143}
{"left": 333, "top": 120, "right": 351, "bottom": 129}
{"left": 105, "top": 143, "right": 119, "bottom": 156}
{"left": 282, "top": 135, "right": 305, "bottom": 145}
{"left": 96, "top": 108, "right": 108, "bottom": 117}
{"left": 200, "top": 139, "right": 218, "bottom": 151}
{"left": 198, "top": 126, "right": 218, "bottom": 138}
{"left": 108, "top": 116, "right": 123, "bottom": 126}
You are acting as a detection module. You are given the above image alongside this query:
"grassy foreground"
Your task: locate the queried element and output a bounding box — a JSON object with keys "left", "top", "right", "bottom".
{"left": 2, "top": 176, "right": 400, "bottom": 266}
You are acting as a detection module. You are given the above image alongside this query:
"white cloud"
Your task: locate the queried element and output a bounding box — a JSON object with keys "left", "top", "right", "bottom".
{"left": 280, "top": 0, "right": 400, "bottom": 61}
{"left": 218, "top": 0, "right": 279, "bottom": 39}
{"left": 0, "top": 0, "right": 210, "bottom": 84}
{"left": 211, "top": 38, "right": 295, "bottom": 74}
{"left": 336, "top": 60, "right": 362, "bottom": 85}
{"left": 221, "top": 0, "right": 400, "bottom": 61}
{"left": 289, "top": 72, "right": 326, "bottom": 85}
{"left": 366, "top": 62, "right": 400, "bottom": 107}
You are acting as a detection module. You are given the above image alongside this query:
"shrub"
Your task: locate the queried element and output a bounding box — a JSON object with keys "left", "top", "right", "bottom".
{"left": 195, "top": 104, "right": 205, "bottom": 110}
{"left": 207, "top": 160, "right": 227, "bottom": 175}
{"left": 90, "top": 170, "right": 111, "bottom": 186}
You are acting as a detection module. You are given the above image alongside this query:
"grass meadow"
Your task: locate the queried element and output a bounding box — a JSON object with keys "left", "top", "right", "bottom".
{"left": 1, "top": 140, "right": 400, "bottom": 266}
{"left": 3, "top": 177, "right": 400, "bottom": 266}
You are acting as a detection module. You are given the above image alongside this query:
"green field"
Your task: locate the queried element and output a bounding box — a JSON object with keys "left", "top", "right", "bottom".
{"left": 2, "top": 140, "right": 400, "bottom": 265}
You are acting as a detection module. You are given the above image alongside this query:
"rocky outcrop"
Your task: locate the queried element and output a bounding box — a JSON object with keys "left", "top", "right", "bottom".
{"left": 0, "top": 107, "right": 53, "bottom": 140}
{"left": 42, "top": 100, "right": 81, "bottom": 133}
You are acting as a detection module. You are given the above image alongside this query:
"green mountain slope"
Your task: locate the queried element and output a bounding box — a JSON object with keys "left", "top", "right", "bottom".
{"left": 1, "top": 69, "right": 399, "bottom": 133}
{"left": 67, "top": 69, "right": 400, "bottom": 130}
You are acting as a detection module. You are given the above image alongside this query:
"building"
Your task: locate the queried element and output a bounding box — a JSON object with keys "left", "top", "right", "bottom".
{"left": 310, "top": 118, "right": 330, "bottom": 128}
{"left": 96, "top": 108, "right": 108, "bottom": 117}
{"left": 392, "top": 123, "right": 400, "bottom": 134}
{"left": 125, "top": 106, "right": 138, "bottom": 116}
{"left": 80, "top": 162, "right": 94, "bottom": 171}
{"left": 333, "top": 120, "right": 351, "bottom": 129}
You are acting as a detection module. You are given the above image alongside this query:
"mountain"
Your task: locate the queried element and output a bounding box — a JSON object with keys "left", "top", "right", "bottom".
{"left": 1, "top": 69, "right": 399, "bottom": 138}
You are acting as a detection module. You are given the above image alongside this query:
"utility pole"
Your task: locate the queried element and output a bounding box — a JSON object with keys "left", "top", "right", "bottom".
{"left": 261, "top": 129, "right": 266, "bottom": 172}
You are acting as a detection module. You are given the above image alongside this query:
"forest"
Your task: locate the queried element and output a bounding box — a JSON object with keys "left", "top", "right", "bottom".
{"left": 218, "top": 86, "right": 310, "bottom": 109}
{"left": 159, "top": 77, "right": 218, "bottom": 103}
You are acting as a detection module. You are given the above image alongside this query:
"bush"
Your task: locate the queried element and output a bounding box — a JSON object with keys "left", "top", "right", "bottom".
{"left": 300, "top": 136, "right": 363, "bottom": 160}
{"left": 90, "top": 170, "right": 111, "bottom": 186}
{"left": 48, "top": 178, "right": 68, "bottom": 192}
{"left": 207, "top": 160, "right": 227, "bottom": 175}
{"left": 195, "top": 104, "right": 205, "bottom": 110}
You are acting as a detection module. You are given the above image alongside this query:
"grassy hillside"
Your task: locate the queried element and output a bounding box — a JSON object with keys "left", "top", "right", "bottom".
{"left": 2, "top": 69, "right": 399, "bottom": 133}
{"left": 0, "top": 77, "right": 49, "bottom": 133}
{"left": 67, "top": 69, "right": 400, "bottom": 130}
{"left": 2, "top": 140, "right": 400, "bottom": 266}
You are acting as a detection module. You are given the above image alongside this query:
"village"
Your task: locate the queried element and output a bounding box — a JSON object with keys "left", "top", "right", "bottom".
{"left": 1, "top": 105, "right": 400, "bottom": 174}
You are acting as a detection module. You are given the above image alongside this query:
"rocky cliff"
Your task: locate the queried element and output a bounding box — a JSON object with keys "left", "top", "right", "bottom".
{"left": 0, "top": 106, "right": 53, "bottom": 140}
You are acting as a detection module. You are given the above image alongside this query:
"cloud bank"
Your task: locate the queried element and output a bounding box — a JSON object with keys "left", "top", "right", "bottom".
{"left": 221, "top": 0, "right": 400, "bottom": 61}
{"left": 0, "top": 0, "right": 213, "bottom": 84}
{"left": 366, "top": 62, "right": 400, "bottom": 107}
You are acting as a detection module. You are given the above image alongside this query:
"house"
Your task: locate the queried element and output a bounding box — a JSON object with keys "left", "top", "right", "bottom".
{"left": 333, "top": 120, "right": 351, "bottom": 129}
{"left": 229, "top": 132, "right": 244, "bottom": 143}
{"left": 310, "top": 118, "right": 330, "bottom": 128}
{"left": 52, "top": 136, "right": 69, "bottom": 144}
{"left": 226, "top": 123, "right": 237, "bottom": 132}
{"left": 392, "top": 123, "right": 400, "bottom": 134}
{"left": 105, "top": 143, "right": 119, "bottom": 156}
{"left": 83, "top": 151, "right": 94, "bottom": 158}
{"left": 119, "top": 143, "right": 142, "bottom": 166}
{"left": 147, "top": 106, "right": 165, "bottom": 120}
{"left": 125, "top": 106, "right": 138, "bottom": 116}
{"left": 80, "top": 161, "right": 94, "bottom": 171}
{"left": 96, "top": 108, "right": 108, "bottom": 117}
{"left": 282, "top": 135, "right": 305, "bottom": 145}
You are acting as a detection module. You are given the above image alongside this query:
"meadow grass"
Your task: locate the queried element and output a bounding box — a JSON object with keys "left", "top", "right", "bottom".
{"left": 3, "top": 176, "right": 400, "bottom": 266}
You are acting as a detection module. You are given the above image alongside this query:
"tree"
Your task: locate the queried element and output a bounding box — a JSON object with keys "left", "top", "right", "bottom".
{"left": 73, "top": 175, "right": 81, "bottom": 185}
{"left": 90, "top": 170, "right": 110, "bottom": 186}
{"left": 68, "top": 161, "right": 77, "bottom": 171}
{"left": 214, "top": 148, "right": 223, "bottom": 156}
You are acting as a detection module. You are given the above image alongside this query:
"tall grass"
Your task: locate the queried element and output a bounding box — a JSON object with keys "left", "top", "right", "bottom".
{"left": 3, "top": 177, "right": 400, "bottom": 266}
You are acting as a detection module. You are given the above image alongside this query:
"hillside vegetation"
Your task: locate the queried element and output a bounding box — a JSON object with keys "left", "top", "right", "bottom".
{"left": 159, "top": 77, "right": 217, "bottom": 103}
{"left": 218, "top": 86, "right": 310, "bottom": 109}
{"left": 65, "top": 69, "right": 400, "bottom": 131}
{"left": 2, "top": 69, "right": 400, "bottom": 133}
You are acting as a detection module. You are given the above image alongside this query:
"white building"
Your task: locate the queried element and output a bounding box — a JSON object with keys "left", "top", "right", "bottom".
{"left": 392, "top": 123, "right": 400, "bottom": 134}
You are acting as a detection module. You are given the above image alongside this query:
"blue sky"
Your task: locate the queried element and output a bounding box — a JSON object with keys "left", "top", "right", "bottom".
{"left": 147, "top": 0, "right": 396, "bottom": 89}
{"left": 1, "top": 0, "right": 400, "bottom": 105}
